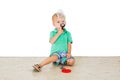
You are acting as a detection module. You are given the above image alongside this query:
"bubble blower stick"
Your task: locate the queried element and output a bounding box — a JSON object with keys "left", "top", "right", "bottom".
{"left": 60, "top": 23, "right": 65, "bottom": 30}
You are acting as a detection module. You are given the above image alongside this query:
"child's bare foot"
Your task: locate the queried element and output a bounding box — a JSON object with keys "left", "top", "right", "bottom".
{"left": 33, "top": 64, "right": 41, "bottom": 72}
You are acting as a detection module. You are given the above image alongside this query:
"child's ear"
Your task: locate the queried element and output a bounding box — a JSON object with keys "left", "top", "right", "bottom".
{"left": 52, "top": 21, "right": 55, "bottom": 26}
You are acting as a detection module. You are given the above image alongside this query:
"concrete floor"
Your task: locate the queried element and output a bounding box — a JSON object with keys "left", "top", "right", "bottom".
{"left": 0, "top": 57, "right": 120, "bottom": 80}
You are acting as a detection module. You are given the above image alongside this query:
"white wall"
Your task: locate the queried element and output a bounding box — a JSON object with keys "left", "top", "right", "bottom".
{"left": 0, "top": 0, "right": 120, "bottom": 57}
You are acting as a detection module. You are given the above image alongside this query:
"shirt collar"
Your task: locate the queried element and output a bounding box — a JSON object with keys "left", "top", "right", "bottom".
{"left": 53, "top": 28, "right": 67, "bottom": 33}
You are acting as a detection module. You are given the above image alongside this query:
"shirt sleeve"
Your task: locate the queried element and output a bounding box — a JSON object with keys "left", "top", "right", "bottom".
{"left": 49, "top": 31, "right": 54, "bottom": 41}
{"left": 67, "top": 32, "right": 73, "bottom": 44}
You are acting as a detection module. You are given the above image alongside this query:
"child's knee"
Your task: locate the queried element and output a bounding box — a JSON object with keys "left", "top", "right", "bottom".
{"left": 51, "top": 55, "right": 58, "bottom": 62}
{"left": 67, "top": 58, "right": 75, "bottom": 66}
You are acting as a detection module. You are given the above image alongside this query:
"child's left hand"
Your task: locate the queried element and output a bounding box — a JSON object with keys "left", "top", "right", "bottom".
{"left": 66, "top": 53, "right": 71, "bottom": 58}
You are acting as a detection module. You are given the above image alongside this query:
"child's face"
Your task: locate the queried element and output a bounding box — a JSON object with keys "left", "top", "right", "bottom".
{"left": 53, "top": 15, "right": 66, "bottom": 29}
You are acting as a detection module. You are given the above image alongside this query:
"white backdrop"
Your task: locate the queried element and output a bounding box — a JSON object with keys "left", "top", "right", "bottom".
{"left": 0, "top": 0, "right": 120, "bottom": 56}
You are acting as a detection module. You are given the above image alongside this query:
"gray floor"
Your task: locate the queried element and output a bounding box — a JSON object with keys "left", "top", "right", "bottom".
{"left": 0, "top": 57, "right": 120, "bottom": 80}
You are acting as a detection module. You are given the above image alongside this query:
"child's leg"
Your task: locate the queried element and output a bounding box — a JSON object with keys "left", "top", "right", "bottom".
{"left": 38, "top": 55, "right": 58, "bottom": 67}
{"left": 66, "top": 57, "right": 75, "bottom": 66}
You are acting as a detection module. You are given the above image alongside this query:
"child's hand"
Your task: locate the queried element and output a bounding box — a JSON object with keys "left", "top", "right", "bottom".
{"left": 58, "top": 27, "right": 63, "bottom": 35}
{"left": 66, "top": 53, "right": 71, "bottom": 58}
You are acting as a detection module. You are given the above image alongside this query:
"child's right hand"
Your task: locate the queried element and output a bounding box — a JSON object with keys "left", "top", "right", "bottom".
{"left": 58, "top": 27, "right": 63, "bottom": 35}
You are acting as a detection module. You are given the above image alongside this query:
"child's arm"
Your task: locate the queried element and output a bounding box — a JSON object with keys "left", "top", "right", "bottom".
{"left": 49, "top": 29, "right": 63, "bottom": 44}
{"left": 67, "top": 43, "right": 72, "bottom": 58}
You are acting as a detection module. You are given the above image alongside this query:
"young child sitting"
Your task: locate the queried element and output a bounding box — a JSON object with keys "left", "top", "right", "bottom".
{"left": 33, "top": 11, "right": 75, "bottom": 72}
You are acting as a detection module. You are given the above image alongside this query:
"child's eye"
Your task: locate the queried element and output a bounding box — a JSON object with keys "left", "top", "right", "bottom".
{"left": 57, "top": 21, "right": 60, "bottom": 23}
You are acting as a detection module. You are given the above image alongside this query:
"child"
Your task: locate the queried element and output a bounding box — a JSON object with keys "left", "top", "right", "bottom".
{"left": 33, "top": 11, "right": 75, "bottom": 72}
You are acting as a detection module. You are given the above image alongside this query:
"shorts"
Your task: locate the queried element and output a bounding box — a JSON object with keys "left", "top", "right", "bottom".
{"left": 52, "top": 52, "right": 74, "bottom": 65}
